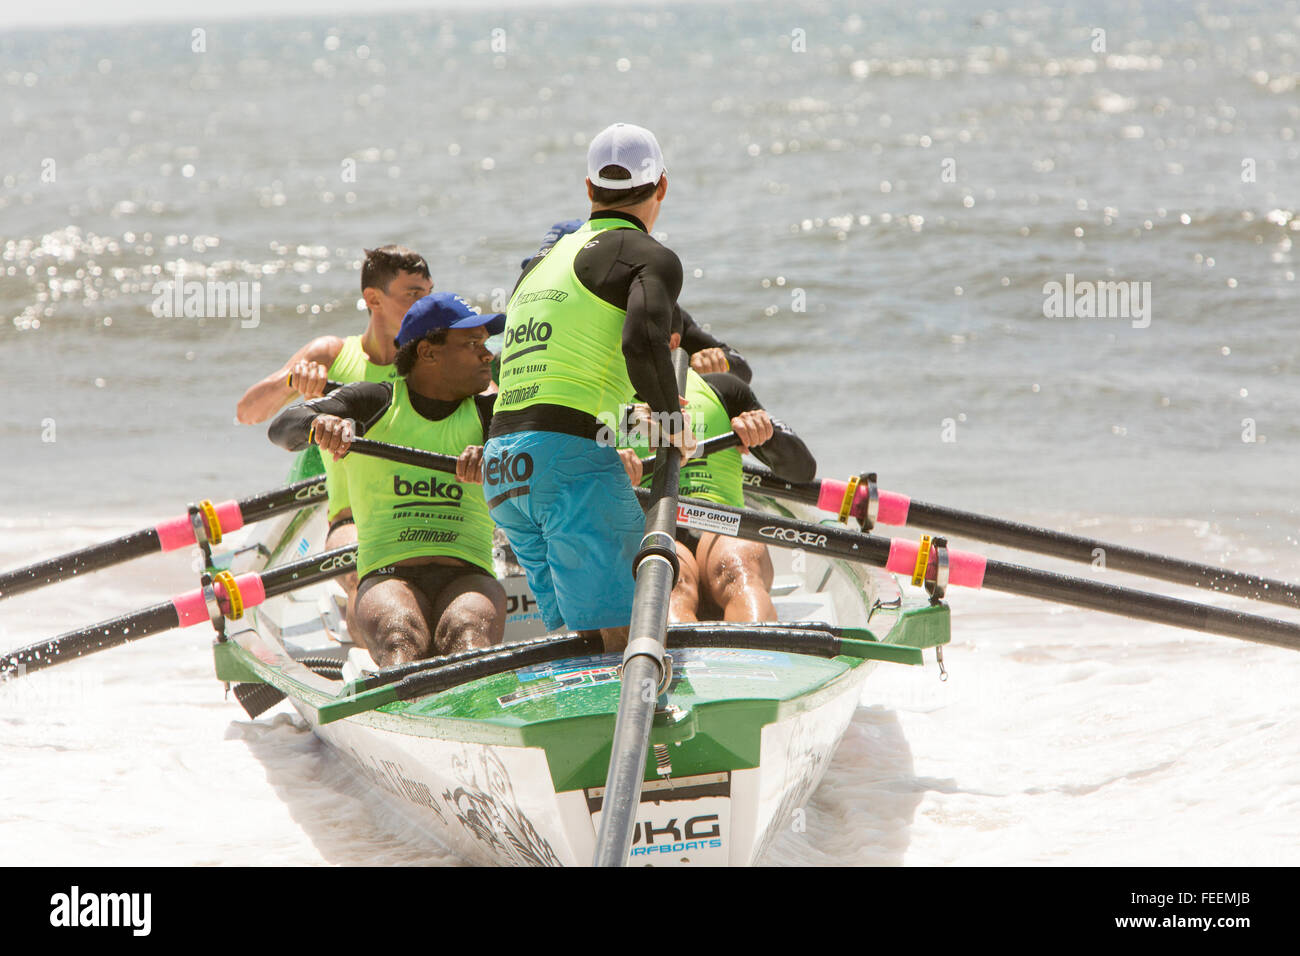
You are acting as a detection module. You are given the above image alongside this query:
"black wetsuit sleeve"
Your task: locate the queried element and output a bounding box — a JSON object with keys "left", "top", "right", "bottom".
{"left": 267, "top": 382, "right": 393, "bottom": 451}
{"left": 680, "top": 308, "right": 752, "bottom": 384}
{"left": 570, "top": 216, "right": 685, "bottom": 426}
{"left": 473, "top": 393, "right": 496, "bottom": 439}
{"left": 621, "top": 247, "right": 684, "bottom": 421}
{"left": 702, "top": 373, "right": 817, "bottom": 483}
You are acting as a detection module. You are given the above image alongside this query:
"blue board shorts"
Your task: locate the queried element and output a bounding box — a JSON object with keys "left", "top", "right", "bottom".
{"left": 483, "top": 431, "right": 645, "bottom": 632}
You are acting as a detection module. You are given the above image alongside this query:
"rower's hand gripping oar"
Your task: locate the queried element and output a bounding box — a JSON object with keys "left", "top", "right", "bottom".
{"left": 592, "top": 350, "right": 694, "bottom": 868}
{"left": 311, "top": 427, "right": 738, "bottom": 477}
{"left": 0, "top": 546, "right": 357, "bottom": 679}
{"left": 741, "top": 466, "right": 1300, "bottom": 610}
{"left": 647, "top": 490, "right": 1300, "bottom": 653}
{"left": 0, "top": 476, "right": 329, "bottom": 601}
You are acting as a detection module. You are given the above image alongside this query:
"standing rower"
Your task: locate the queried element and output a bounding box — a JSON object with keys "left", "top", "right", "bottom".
{"left": 522, "top": 219, "right": 752, "bottom": 381}
{"left": 237, "top": 246, "right": 433, "bottom": 625}
{"left": 483, "top": 122, "right": 696, "bottom": 651}
{"left": 624, "top": 359, "right": 816, "bottom": 622}
{"left": 267, "top": 292, "right": 505, "bottom": 666}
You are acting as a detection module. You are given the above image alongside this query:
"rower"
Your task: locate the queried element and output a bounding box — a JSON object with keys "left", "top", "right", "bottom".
{"left": 522, "top": 219, "right": 753, "bottom": 382}
{"left": 236, "top": 246, "right": 433, "bottom": 626}
{"left": 623, "top": 340, "right": 816, "bottom": 622}
{"left": 483, "top": 122, "right": 697, "bottom": 652}
{"left": 267, "top": 292, "right": 505, "bottom": 667}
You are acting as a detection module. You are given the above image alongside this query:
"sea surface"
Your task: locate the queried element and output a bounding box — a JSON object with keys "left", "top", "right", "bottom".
{"left": 2, "top": 0, "right": 1298, "bottom": 867}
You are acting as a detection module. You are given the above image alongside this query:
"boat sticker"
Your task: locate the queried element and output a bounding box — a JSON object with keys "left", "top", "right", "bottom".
{"left": 598, "top": 795, "right": 731, "bottom": 866}
{"left": 515, "top": 654, "right": 618, "bottom": 682}
{"left": 497, "top": 666, "right": 618, "bottom": 707}
{"left": 676, "top": 501, "right": 741, "bottom": 536}
{"left": 442, "top": 746, "right": 563, "bottom": 867}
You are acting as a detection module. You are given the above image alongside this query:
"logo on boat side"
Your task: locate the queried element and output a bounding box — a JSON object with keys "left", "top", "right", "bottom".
{"left": 49, "top": 886, "right": 151, "bottom": 936}
{"left": 628, "top": 814, "right": 724, "bottom": 856}
{"left": 758, "top": 526, "right": 827, "bottom": 548}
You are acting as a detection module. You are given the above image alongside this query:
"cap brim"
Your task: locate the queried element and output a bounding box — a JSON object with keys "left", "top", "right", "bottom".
{"left": 449, "top": 312, "right": 506, "bottom": 335}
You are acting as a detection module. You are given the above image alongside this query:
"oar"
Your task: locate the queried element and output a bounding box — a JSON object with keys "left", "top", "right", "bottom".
{"left": 593, "top": 349, "right": 693, "bottom": 868}
{"left": 642, "top": 491, "right": 1300, "bottom": 653}
{"left": 740, "top": 466, "right": 1300, "bottom": 609}
{"left": 321, "top": 430, "right": 741, "bottom": 476}
{"left": 0, "top": 476, "right": 328, "bottom": 601}
{"left": 0, "top": 546, "right": 356, "bottom": 679}
{"left": 316, "top": 623, "right": 927, "bottom": 725}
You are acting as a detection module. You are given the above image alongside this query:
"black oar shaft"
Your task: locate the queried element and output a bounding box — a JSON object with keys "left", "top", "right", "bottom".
{"left": 0, "top": 546, "right": 356, "bottom": 679}
{"left": 645, "top": 491, "right": 1300, "bottom": 653}
{"left": 1, "top": 602, "right": 180, "bottom": 677}
{"left": 0, "top": 528, "right": 162, "bottom": 599}
{"left": 905, "top": 499, "right": 1300, "bottom": 608}
{"left": 741, "top": 466, "right": 1300, "bottom": 609}
{"left": 978, "top": 561, "right": 1300, "bottom": 650}
{"left": 594, "top": 349, "right": 691, "bottom": 867}
{"left": 345, "top": 438, "right": 458, "bottom": 473}
{"left": 0, "top": 476, "right": 328, "bottom": 601}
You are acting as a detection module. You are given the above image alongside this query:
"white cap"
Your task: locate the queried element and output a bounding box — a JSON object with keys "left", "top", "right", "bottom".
{"left": 587, "top": 123, "right": 665, "bottom": 189}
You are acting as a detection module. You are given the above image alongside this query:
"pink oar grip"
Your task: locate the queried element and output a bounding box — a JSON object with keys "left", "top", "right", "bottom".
{"left": 170, "top": 573, "right": 267, "bottom": 628}
{"left": 153, "top": 500, "right": 246, "bottom": 551}
{"left": 815, "top": 480, "right": 912, "bottom": 525}
{"left": 233, "top": 573, "right": 266, "bottom": 609}
{"left": 155, "top": 515, "right": 195, "bottom": 552}
{"left": 172, "top": 588, "right": 208, "bottom": 627}
{"left": 885, "top": 539, "right": 987, "bottom": 589}
{"left": 215, "top": 499, "right": 246, "bottom": 533}
{"left": 877, "top": 491, "right": 911, "bottom": 526}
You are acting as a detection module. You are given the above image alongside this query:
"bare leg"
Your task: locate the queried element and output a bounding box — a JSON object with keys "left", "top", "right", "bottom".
{"left": 325, "top": 516, "right": 359, "bottom": 632}
{"left": 597, "top": 626, "right": 628, "bottom": 653}
{"left": 698, "top": 533, "right": 777, "bottom": 623}
{"left": 353, "top": 577, "right": 436, "bottom": 667}
{"left": 429, "top": 573, "right": 506, "bottom": 656}
{"left": 668, "top": 542, "right": 701, "bottom": 624}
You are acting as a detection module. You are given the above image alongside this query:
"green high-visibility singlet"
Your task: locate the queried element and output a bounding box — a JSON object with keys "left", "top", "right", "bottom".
{"left": 495, "top": 219, "right": 639, "bottom": 426}
{"left": 321, "top": 335, "right": 400, "bottom": 520}
{"left": 342, "top": 380, "right": 495, "bottom": 579}
{"left": 624, "top": 369, "right": 745, "bottom": 508}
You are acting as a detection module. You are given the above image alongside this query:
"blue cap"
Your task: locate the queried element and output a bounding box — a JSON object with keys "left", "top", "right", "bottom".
{"left": 394, "top": 292, "right": 505, "bottom": 347}
{"left": 521, "top": 219, "right": 584, "bottom": 269}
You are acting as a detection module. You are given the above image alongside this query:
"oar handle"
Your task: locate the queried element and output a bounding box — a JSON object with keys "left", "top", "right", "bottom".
{"left": 319, "top": 436, "right": 461, "bottom": 475}
{"left": 638, "top": 431, "right": 741, "bottom": 470}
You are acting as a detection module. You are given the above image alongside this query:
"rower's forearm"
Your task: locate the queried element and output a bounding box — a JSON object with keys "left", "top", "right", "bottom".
{"left": 237, "top": 380, "right": 294, "bottom": 425}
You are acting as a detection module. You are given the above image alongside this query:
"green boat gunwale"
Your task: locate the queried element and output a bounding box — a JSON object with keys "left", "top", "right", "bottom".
{"left": 215, "top": 502, "right": 949, "bottom": 793}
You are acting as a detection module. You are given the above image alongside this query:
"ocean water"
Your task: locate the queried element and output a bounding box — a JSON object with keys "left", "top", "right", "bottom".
{"left": 2, "top": 0, "right": 1298, "bottom": 866}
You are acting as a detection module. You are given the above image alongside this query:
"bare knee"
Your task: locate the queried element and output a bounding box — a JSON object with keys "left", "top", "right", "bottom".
{"left": 369, "top": 608, "right": 428, "bottom": 666}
